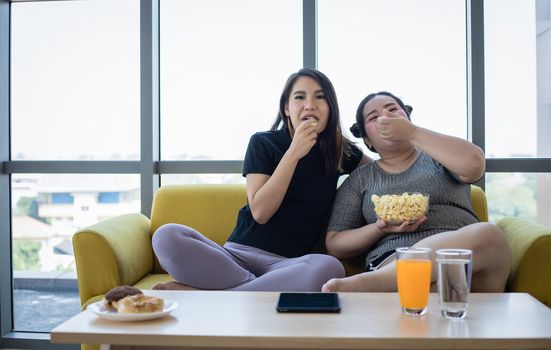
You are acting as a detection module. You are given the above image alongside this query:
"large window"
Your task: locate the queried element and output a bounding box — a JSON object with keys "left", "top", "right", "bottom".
{"left": 11, "top": 172, "right": 140, "bottom": 332}
{"left": 318, "top": 0, "right": 466, "bottom": 158}
{"left": 160, "top": 0, "right": 302, "bottom": 161}
{"left": 484, "top": 0, "right": 551, "bottom": 226}
{"left": 484, "top": 0, "right": 539, "bottom": 158}
{"left": 1, "top": 1, "right": 551, "bottom": 348}
{"left": 8, "top": 0, "right": 140, "bottom": 336}
{"left": 11, "top": 0, "right": 140, "bottom": 161}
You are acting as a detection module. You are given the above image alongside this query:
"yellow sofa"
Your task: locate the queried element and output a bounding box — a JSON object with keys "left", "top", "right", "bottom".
{"left": 73, "top": 184, "right": 551, "bottom": 311}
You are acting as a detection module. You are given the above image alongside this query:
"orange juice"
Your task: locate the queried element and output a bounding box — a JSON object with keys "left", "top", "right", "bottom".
{"left": 396, "top": 259, "right": 432, "bottom": 310}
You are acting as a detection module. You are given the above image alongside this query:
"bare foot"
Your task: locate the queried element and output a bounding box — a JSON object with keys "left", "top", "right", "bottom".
{"left": 152, "top": 281, "right": 199, "bottom": 291}
{"left": 322, "top": 278, "right": 360, "bottom": 292}
{"left": 322, "top": 274, "right": 383, "bottom": 292}
{"left": 321, "top": 278, "right": 339, "bottom": 292}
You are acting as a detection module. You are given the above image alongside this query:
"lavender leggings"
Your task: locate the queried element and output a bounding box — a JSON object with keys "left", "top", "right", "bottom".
{"left": 152, "top": 223, "right": 345, "bottom": 291}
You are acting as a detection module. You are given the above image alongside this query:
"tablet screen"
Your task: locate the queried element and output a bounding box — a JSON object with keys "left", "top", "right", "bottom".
{"left": 276, "top": 292, "right": 341, "bottom": 313}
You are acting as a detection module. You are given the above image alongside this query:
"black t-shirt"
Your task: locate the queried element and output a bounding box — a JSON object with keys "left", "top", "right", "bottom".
{"left": 227, "top": 128, "right": 363, "bottom": 258}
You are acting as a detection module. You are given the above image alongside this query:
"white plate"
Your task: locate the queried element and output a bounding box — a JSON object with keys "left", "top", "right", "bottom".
{"left": 88, "top": 299, "right": 178, "bottom": 322}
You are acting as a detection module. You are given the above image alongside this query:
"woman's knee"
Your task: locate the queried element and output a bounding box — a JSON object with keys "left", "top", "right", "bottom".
{"left": 466, "top": 224, "right": 511, "bottom": 291}
{"left": 152, "top": 223, "right": 195, "bottom": 255}
{"left": 470, "top": 223, "right": 510, "bottom": 255}
{"left": 153, "top": 224, "right": 176, "bottom": 247}
{"left": 309, "top": 254, "right": 346, "bottom": 279}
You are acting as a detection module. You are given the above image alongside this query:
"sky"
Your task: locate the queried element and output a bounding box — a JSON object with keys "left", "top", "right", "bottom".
{"left": 8, "top": 0, "right": 541, "bottom": 161}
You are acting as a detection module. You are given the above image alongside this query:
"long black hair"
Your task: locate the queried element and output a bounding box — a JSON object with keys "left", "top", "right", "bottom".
{"left": 271, "top": 68, "right": 357, "bottom": 174}
{"left": 350, "top": 91, "right": 412, "bottom": 152}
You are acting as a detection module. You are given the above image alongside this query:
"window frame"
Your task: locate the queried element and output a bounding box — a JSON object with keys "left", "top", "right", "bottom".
{"left": 1, "top": 0, "right": 551, "bottom": 348}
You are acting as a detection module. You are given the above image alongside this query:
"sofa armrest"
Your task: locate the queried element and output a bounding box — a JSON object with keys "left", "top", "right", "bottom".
{"left": 72, "top": 213, "right": 153, "bottom": 306}
{"left": 497, "top": 216, "right": 551, "bottom": 307}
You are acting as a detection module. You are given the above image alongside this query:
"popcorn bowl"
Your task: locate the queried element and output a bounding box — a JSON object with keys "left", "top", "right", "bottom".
{"left": 371, "top": 192, "right": 429, "bottom": 225}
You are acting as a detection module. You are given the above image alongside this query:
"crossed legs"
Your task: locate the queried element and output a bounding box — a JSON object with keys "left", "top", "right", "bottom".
{"left": 152, "top": 223, "right": 345, "bottom": 291}
{"left": 322, "top": 222, "right": 512, "bottom": 293}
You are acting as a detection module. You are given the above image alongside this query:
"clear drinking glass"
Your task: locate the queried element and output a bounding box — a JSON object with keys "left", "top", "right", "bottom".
{"left": 436, "top": 249, "right": 473, "bottom": 319}
{"left": 395, "top": 247, "right": 432, "bottom": 316}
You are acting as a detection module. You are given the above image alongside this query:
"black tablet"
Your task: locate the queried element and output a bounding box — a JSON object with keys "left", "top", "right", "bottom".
{"left": 276, "top": 292, "right": 341, "bottom": 313}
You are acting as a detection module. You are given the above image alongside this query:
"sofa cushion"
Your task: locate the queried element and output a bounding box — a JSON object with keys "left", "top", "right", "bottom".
{"left": 497, "top": 216, "right": 551, "bottom": 306}
{"left": 134, "top": 273, "right": 174, "bottom": 290}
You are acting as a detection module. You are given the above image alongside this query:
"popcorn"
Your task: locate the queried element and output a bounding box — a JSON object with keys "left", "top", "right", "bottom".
{"left": 371, "top": 192, "right": 429, "bottom": 225}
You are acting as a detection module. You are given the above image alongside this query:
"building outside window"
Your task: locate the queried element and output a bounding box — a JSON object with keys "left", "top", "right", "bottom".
{"left": 50, "top": 193, "right": 74, "bottom": 205}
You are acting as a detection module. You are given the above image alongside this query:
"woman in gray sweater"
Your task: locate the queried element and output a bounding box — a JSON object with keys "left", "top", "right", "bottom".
{"left": 322, "top": 91, "right": 511, "bottom": 293}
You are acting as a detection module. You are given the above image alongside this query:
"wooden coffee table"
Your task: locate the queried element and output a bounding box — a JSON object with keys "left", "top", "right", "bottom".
{"left": 50, "top": 291, "right": 551, "bottom": 350}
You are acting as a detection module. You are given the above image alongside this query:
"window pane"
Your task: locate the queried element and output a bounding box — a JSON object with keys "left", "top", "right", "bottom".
{"left": 484, "top": 0, "right": 551, "bottom": 158}
{"left": 486, "top": 173, "right": 551, "bottom": 226}
{"left": 11, "top": 0, "right": 140, "bottom": 160}
{"left": 318, "top": 0, "right": 467, "bottom": 158}
{"left": 11, "top": 174, "right": 140, "bottom": 332}
{"left": 160, "top": 0, "right": 302, "bottom": 160}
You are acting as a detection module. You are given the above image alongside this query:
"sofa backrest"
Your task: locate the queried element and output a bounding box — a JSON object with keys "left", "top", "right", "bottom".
{"left": 470, "top": 185, "right": 488, "bottom": 222}
{"left": 149, "top": 183, "right": 487, "bottom": 273}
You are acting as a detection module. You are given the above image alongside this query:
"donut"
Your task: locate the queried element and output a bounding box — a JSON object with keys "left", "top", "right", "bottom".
{"left": 117, "top": 294, "right": 165, "bottom": 313}
{"left": 104, "top": 285, "right": 143, "bottom": 310}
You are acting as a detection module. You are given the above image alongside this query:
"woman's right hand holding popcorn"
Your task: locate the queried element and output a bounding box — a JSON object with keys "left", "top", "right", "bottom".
{"left": 288, "top": 118, "right": 318, "bottom": 160}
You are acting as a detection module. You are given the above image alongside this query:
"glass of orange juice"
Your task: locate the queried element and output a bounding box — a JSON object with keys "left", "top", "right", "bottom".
{"left": 396, "top": 247, "right": 432, "bottom": 316}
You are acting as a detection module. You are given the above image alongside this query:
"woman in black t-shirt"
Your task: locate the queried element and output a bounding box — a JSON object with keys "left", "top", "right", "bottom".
{"left": 152, "top": 68, "right": 369, "bottom": 291}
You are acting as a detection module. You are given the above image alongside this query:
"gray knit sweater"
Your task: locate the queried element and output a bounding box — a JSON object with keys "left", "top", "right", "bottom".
{"left": 327, "top": 151, "right": 479, "bottom": 269}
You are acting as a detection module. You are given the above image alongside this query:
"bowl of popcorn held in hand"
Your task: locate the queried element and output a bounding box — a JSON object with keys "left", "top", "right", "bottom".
{"left": 371, "top": 192, "right": 429, "bottom": 225}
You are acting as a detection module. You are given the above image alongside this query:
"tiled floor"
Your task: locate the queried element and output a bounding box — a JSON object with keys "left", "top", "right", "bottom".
{"left": 13, "top": 288, "right": 81, "bottom": 332}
